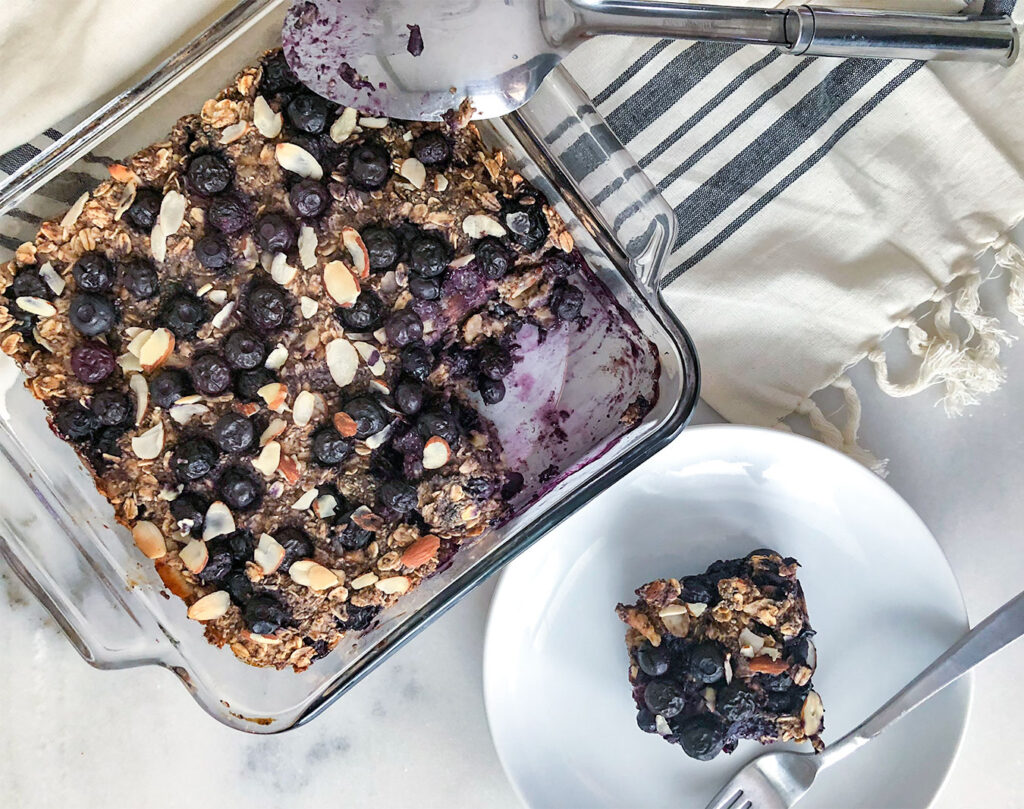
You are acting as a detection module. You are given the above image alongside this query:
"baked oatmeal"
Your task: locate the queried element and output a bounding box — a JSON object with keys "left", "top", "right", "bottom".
{"left": 0, "top": 50, "right": 654, "bottom": 671}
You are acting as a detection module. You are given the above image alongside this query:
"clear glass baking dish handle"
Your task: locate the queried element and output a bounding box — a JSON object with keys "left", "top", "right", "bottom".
{"left": 504, "top": 66, "right": 677, "bottom": 299}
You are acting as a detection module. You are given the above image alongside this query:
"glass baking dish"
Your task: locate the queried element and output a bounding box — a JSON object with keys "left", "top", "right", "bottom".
{"left": 0, "top": 0, "right": 699, "bottom": 732}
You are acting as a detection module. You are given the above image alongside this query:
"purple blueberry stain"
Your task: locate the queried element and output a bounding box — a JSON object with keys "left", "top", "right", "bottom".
{"left": 406, "top": 24, "right": 424, "bottom": 57}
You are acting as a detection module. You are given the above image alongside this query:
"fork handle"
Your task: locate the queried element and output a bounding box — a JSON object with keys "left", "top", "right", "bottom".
{"left": 820, "top": 588, "right": 1024, "bottom": 767}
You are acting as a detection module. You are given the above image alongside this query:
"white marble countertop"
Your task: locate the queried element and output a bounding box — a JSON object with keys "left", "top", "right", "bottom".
{"left": 4, "top": 282, "right": 1024, "bottom": 808}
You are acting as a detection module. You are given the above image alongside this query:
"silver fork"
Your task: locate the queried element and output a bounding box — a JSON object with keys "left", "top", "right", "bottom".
{"left": 706, "top": 588, "right": 1024, "bottom": 809}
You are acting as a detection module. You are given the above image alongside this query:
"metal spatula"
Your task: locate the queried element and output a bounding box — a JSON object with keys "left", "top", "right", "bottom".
{"left": 282, "top": 0, "right": 1018, "bottom": 121}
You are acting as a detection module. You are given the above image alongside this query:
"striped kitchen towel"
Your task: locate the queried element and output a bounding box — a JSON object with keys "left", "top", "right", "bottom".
{"left": 3, "top": 0, "right": 1024, "bottom": 466}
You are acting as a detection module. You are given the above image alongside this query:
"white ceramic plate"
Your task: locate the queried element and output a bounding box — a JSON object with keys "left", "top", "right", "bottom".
{"left": 484, "top": 425, "right": 970, "bottom": 809}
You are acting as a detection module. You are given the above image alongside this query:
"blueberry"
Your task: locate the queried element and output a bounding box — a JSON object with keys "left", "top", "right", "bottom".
{"left": 716, "top": 684, "right": 759, "bottom": 722}
{"left": 542, "top": 250, "right": 576, "bottom": 278}
{"left": 213, "top": 412, "right": 255, "bottom": 453}
{"left": 676, "top": 714, "right": 727, "bottom": 761}
{"left": 417, "top": 410, "right": 459, "bottom": 445}
{"left": 234, "top": 367, "right": 274, "bottom": 402}
{"left": 289, "top": 179, "right": 330, "bottom": 219}
{"left": 275, "top": 525, "right": 315, "bottom": 568}
{"left": 403, "top": 453, "right": 425, "bottom": 481}
{"left": 391, "top": 426, "right": 424, "bottom": 455}
{"left": 475, "top": 237, "right": 514, "bottom": 280}
{"left": 312, "top": 426, "right": 353, "bottom": 466}
{"left": 501, "top": 472, "right": 525, "bottom": 499}
{"left": 637, "top": 642, "right": 670, "bottom": 677}
{"left": 70, "top": 340, "right": 117, "bottom": 384}
{"left": 689, "top": 642, "right": 726, "bottom": 684}
{"left": 160, "top": 291, "right": 208, "bottom": 339}
{"left": 681, "top": 575, "right": 715, "bottom": 605}
{"left": 331, "top": 514, "right": 373, "bottom": 551}
{"left": 385, "top": 308, "right": 423, "bottom": 348}
{"left": 259, "top": 51, "right": 299, "bottom": 94}
{"left": 409, "top": 275, "right": 440, "bottom": 300}
{"left": 187, "top": 153, "right": 233, "bottom": 196}
{"left": 551, "top": 283, "right": 584, "bottom": 320}
{"left": 121, "top": 260, "right": 159, "bottom": 299}
{"left": 198, "top": 538, "right": 234, "bottom": 585}
{"left": 479, "top": 376, "right": 505, "bottom": 405}
{"left": 90, "top": 390, "right": 131, "bottom": 426}
{"left": 348, "top": 141, "right": 391, "bottom": 191}
{"left": 477, "top": 342, "right": 513, "bottom": 380}
{"left": 223, "top": 329, "right": 266, "bottom": 370}
{"left": 207, "top": 194, "right": 250, "bottom": 234}
{"left": 190, "top": 353, "right": 233, "bottom": 397}
{"left": 338, "top": 603, "right": 380, "bottom": 631}
{"left": 171, "top": 437, "right": 220, "bottom": 482}
{"left": 53, "top": 402, "right": 99, "bottom": 440}
{"left": 68, "top": 292, "right": 116, "bottom": 336}
{"left": 167, "top": 492, "right": 205, "bottom": 538}
{"left": 463, "top": 475, "right": 498, "bottom": 500}
{"left": 643, "top": 679, "right": 685, "bottom": 719}
{"left": 412, "top": 130, "right": 451, "bottom": 166}
{"left": 337, "top": 290, "right": 383, "bottom": 331}
{"left": 218, "top": 465, "right": 263, "bottom": 510}
{"left": 10, "top": 269, "right": 50, "bottom": 300}
{"left": 124, "top": 188, "right": 162, "bottom": 231}
{"left": 254, "top": 213, "right": 297, "bottom": 254}
{"left": 224, "top": 529, "right": 256, "bottom": 563}
{"left": 636, "top": 708, "right": 658, "bottom": 734}
{"left": 407, "top": 233, "right": 451, "bottom": 278}
{"left": 225, "top": 570, "right": 254, "bottom": 605}
{"left": 149, "top": 369, "right": 191, "bottom": 409}
{"left": 400, "top": 343, "right": 433, "bottom": 382}
{"left": 243, "top": 592, "right": 289, "bottom": 635}
{"left": 245, "top": 283, "right": 289, "bottom": 333}
{"left": 286, "top": 92, "right": 330, "bottom": 134}
{"left": 394, "top": 381, "right": 423, "bottom": 415}
{"left": 72, "top": 253, "right": 114, "bottom": 292}
{"left": 443, "top": 347, "right": 477, "bottom": 378}
{"left": 449, "top": 264, "right": 482, "bottom": 295}
{"left": 378, "top": 479, "right": 418, "bottom": 514}
{"left": 504, "top": 198, "right": 549, "bottom": 253}
{"left": 361, "top": 225, "right": 400, "bottom": 271}
{"left": 342, "top": 396, "right": 388, "bottom": 438}
{"left": 195, "top": 234, "right": 233, "bottom": 271}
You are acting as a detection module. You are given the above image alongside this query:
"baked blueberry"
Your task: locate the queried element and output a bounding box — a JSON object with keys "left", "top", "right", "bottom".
{"left": 123, "top": 187, "right": 162, "bottom": 231}
{"left": 680, "top": 575, "right": 715, "bottom": 604}
{"left": 121, "top": 260, "right": 159, "bottom": 299}
{"left": 417, "top": 410, "right": 459, "bottom": 445}
{"left": 407, "top": 233, "right": 450, "bottom": 278}
{"left": 412, "top": 130, "right": 451, "bottom": 166}
{"left": 53, "top": 402, "right": 99, "bottom": 441}
{"left": 636, "top": 709, "right": 658, "bottom": 734}
{"left": 243, "top": 592, "right": 289, "bottom": 635}
{"left": 198, "top": 538, "right": 234, "bottom": 585}
{"left": 223, "top": 329, "right": 266, "bottom": 370}
{"left": 275, "top": 525, "right": 315, "bottom": 568}
{"left": 259, "top": 51, "right": 299, "bottom": 94}
{"left": 338, "top": 603, "right": 379, "bottom": 631}
{"left": 225, "top": 528, "right": 256, "bottom": 563}
{"left": 475, "top": 237, "right": 514, "bottom": 280}
{"left": 68, "top": 292, "right": 116, "bottom": 336}
{"left": 400, "top": 343, "right": 433, "bottom": 382}
{"left": 311, "top": 426, "right": 352, "bottom": 466}
{"left": 331, "top": 513, "right": 374, "bottom": 552}
{"left": 449, "top": 264, "right": 482, "bottom": 295}
{"left": 72, "top": 253, "right": 114, "bottom": 292}
{"left": 90, "top": 390, "right": 131, "bottom": 426}
{"left": 636, "top": 642, "right": 670, "bottom": 677}
{"left": 286, "top": 92, "right": 331, "bottom": 134}
{"left": 160, "top": 291, "right": 207, "bottom": 339}
{"left": 394, "top": 381, "right": 423, "bottom": 415}
{"left": 195, "top": 234, "right": 232, "bottom": 271}
{"left": 225, "top": 570, "right": 254, "bottom": 605}
{"left": 171, "top": 437, "right": 220, "bottom": 482}
{"left": 551, "top": 282, "right": 584, "bottom": 320}
{"left": 348, "top": 140, "right": 391, "bottom": 191}
{"left": 391, "top": 426, "right": 424, "bottom": 456}
{"left": 477, "top": 342, "right": 513, "bottom": 380}
{"left": 643, "top": 679, "right": 685, "bottom": 719}
{"left": 384, "top": 308, "right": 423, "bottom": 348}
{"left": 254, "top": 213, "right": 297, "bottom": 254}
{"left": 170, "top": 491, "right": 208, "bottom": 537}
{"left": 149, "top": 369, "right": 191, "bottom": 409}
{"left": 342, "top": 396, "right": 388, "bottom": 438}
{"left": 289, "top": 179, "right": 330, "bottom": 219}
{"left": 361, "top": 225, "right": 400, "bottom": 271}
{"left": 542, "top": 250, "right": 576, "bottom": 278}
{"left": 213, "top": 412, "right": 255, "bottom": 453}
{"left": 478, "top": 376, "right": 505, "bottom": 405}
{"left": 689, "top": 642, "right": 725, "bottom": 684}
{"left": 408, "top": 275, "right": 440, "bottom": 300}
{"left": 442, "top": 346, "right": 477, "bottom": 378}
{"left": 218, "top": 465, "right": 263, "bottom": 510}
{"left": 207, "top": 193, "right": 250, "bottom": 234}
{"left": 504, "top": 198, "right": 549, "bottom": 253}
{"left": 378, "top": 479, "right": 418, "bottom": 514}
{"left": 186, "top": 153, "right": 233, "bottom": 196}
{"left": 336, "top": 290, "right": 383, "bottom": 331}
{"left": 10, "top": 269, "right": 50, "bottom": 300}
{"left": 234, "top": 367, "right": 275, "bottom": 402}
{"left": 676, "top": 714, "right": 727, "bottom": 761}
{"left": 245, "top": 283, "right": 289, "bottom": 333}
{"left": 70, "top": 340, "right": 117, "bottom": 384}
{"left": 716, "top": 684, "right": 759, "bottom": 722}
{"left": 190, "top": 353, "right": 233, "bottom": 396}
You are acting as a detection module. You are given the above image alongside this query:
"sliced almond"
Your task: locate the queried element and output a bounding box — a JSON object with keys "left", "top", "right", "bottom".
{"left": 264, "top": 344, "right": 288, "bottom": 371}
{"left": 219, "top": 121, "right": 249, "bottom": 144}
{"left": 293, "top": 390, "right": 316, "bottom": 427}
{"left": 37, "top": 262, "right": 65, "bottom": 296}
{"left": 253, "top": 441, "right": 282, "bottom": 476}
{"left": 298, "top": 225, "right": 318, "bottom": 270}
{"left": 364, "top": 423, "right": 393, "bottom": 450}
{"left": 324, "top": 260, "right": 360, "bottom": 306}
{"left": 254, "top": 533, "right": 287, "bottom": 575}
{"left": 253, "top": 95, "right": 283, "bottom": 138}
{"left": 196, "top": 283, "right": 214, "bottom": 298}
{"left": 203, "top": 501, "right": 235, "bottom": 540}
{"left": 724, "top": 655, "right": 734, "bottom": 685}
{"left": 376, "top": 575, "right": 410, "bottom": 595}
{"left": 260, "top": 418, "right": 287, "bottom": 446}
{"left": 350, "top": 572, "right": 379, "bottom": 590}
{"left": 126, "top": 328, "right": 154, "bottom": 358}
{"left": 211, "top": 301, "right": 236, "bottom": 331}
{"left": 291, "top": 488, "right": 319, "bottom": 510}
{"left": 314, "top": 493, "right": 338, "bottom": 520}
{"left": 433, "top": 174, "right": 449, "bottom": 193}
{"left": 660, "top": 610, "right": 690, "bottom": 638}
{"left": 463, "top": 214, "right": 506, "bottom": 239}
{"left": 739, "top": 627, "right": 765, "bottom": 658}
{"left": 401, "top": 534, "right": 440, "bottom": 568}
{"left": 353, "top": 341, "right": 386, "bottom": 375}
{"left": 278, "top": 455, "right": 301, "bottom": 484}
{"left": 368, "top": 379, "right": 391, "bottom": 397}
{"left": 14, "top": 297, "right": 56, "bottom": 317}
{"left": 289, "top": 559, "right": 339, "bottom": 591}
{"left": 138, "top": 328, "right": 175, "bottom": 373}
{"left": 804, "top": 640, "right": 817, "bottom": 671}
{"left": 118, "top": 353, "right": 143, "bottom": 373}
{"left": 159, "top": 190, "right": 186, "bottom": 236}
{"left": 801, "top": 690, "right": 824, "bottom": 736}
{"left": 359, "top": 116, "right": 389, "bottom": 129}
{"left": 398, "top": 157, "right": 426, "bottom": 189}
{"left": 270, "top": 252, "right": 298, "bottom": 286}
{"left": 350, "top": 506, "right": 385, "bottom": 532}
{"left": 127, "top": 373, "right": 149, "bottom": 426}
{"left": 275, "top": 142, "right": 323, "bottom": 180}
{"left": 187, "top": 590, "right": 230, "bottom": 622}
{"left": 655, "top": 715, "right": 673, "bottom": 736}
{"left": 131, "top": 422, "right": 164, "bottom": 459}
{"left": 179, "top": 539, "right": 210, "bottom": 574}
{"left": 300, "top": 296, "right": 319, "bottom": 319}
{"left": 658, "top": 604, "right": 688, "bottom": 618}
{"left": 132, "top": 521, "right": 166, "bottom": 559}
{"left": 60, "top": 192, "right": 89, "bottom": 230}
{"left": 257, "top": 382, "right": 288, "bottom": 412}
{"left": 422, "top": 436, "right": 451, "bottom": 470}
{"left": 748, "top": 655, "right": 789, "bottom": 675}
{"left": 329, "top": 107, "right": 359, "bottom": 143}
{"left": 332, "top": 411, "right": 359, "bottom": 437}
{"left": 170, "top": 402, "right": 209, "bottom": 425}
{"left": 342, "top": 228, "right": 370, "bottom": 279}
{"left": 325, "top": 337, "right": 359, "bottom": 387}
{"left": 686, "top": 602, "right": 708, "bottom": 617}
